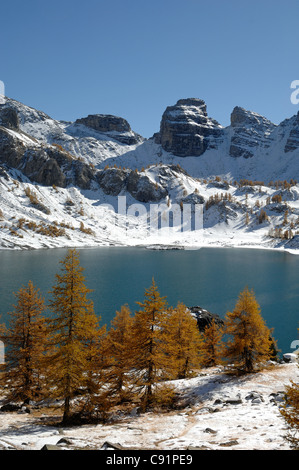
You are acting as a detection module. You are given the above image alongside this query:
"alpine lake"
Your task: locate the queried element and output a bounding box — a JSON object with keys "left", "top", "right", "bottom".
{"left": 0, "top": 246, "right": 298, "bottom": 357}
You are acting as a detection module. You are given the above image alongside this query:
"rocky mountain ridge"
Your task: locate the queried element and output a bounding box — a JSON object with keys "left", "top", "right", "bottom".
{"left": 154, "top": 98, "right": 299, "bottom": 164}
{"left": 2, "top": 96, "right": 299, "bottom": 180}
{"left": 1, "top": 96, "right": 299, "bottom": 250}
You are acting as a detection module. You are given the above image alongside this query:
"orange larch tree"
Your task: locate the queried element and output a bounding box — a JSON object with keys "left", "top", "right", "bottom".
{"left": 46, "top": 249, "right": 102, "bottom": 424}
{"left": 2, "top": 281, "right": 47, "bottom": 404}
{"left": 131, "top": 278, "right": 168, "bottom": 409}
{"left": 102, "top": 304, "right": 135, "bottom": 404}
{"left": 161, "top": 302, "right": 203, "bottom": 379}
{"left": 200, "top": 318, "right": 224, "bottom": 368}
{"left": 224, "top": 287, "right": 273, "bottom": 373}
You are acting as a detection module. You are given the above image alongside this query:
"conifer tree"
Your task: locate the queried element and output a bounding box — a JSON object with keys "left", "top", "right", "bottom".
{"left": 224, "top": 287, "right": 273, "bottom": 373}
{"left": 79, "top": 321, "right": 109, "bottom": 422}
{"left": 280, "top": 327, "right": 299, "bottom": 449}
{"left": 280, "top": 377, "right": 299, "bottom": 449}
{"left": 2, "top": 281, "right": 47, "bottom": 404}
{"left": 200, "top": 318, "right": 224, "bottom": 368}
{"left": 131, "top": 278, "right": 168, "bottom": 409}
{"left": 0, "top": 318, "right": 5, "bottom": 337}
{"left": 46, "top": 249, "right": 102, "bottom": 424}
{"left": 102, "top": 304, "right": 134, "bottom": 403}
{"left": 161, "top": 302, "right": 203, "bottom": 379}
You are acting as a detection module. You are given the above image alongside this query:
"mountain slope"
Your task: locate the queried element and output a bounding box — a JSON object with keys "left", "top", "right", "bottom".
{"left": 1, "top": 96, "right": 299, "bottom": 250}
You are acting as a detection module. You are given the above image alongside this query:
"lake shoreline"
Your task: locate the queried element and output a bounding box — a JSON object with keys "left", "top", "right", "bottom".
{"left": 1, "top": 238, "right": 298, "bottom": 256}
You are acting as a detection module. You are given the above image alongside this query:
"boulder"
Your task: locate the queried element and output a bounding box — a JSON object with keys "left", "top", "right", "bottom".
{"left": 269, "top": 392, "right": 285, "bottom": 404}
{"left": 283, "top": 353, "right": 298, "bottom": 363}
{"left": 203, "top": 427, "right": 217, "bottom": 434}
{"left": 225, "top": 398, "right": 243, "bottom": 405}
{"left": 0, "top": 403, "right": 21, "bottom": 412}
{"left": 56, "top": 438, "right": 73, "bottom": 446}
{"left": 251, "top": 397, "right": 263, "bottom": 404}
{"left": 245, "top": 392, "right": 264, "bottom": 402}
{"left": 101, "top": 441, "right": 125, "bottom": 450}
{"left": 41, "top": 444, "right": 62, "bottom": 451}
{"left": 219, "top": 440, "right": 239, "bottom": 447}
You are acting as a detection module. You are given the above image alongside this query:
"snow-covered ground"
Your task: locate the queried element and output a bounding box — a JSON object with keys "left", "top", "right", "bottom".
{"left": 1, "top": 97, "right": 299, "bottom": 253}
{"left": 1, "top": 162, "right": 299, "bottom": 253}
{"left": 0, "top": 363, "right": 298, "bottom": 451}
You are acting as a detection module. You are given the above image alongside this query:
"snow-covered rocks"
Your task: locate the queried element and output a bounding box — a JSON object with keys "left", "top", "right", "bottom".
{"left": 0, "top": 363, "right": 297, "bottom": 450}
{"left": 2, "top": 96, "right": 299, "bottom": 250}
{"left": 283, "top": 353, "right": 298, "bottom": 363}
{"left": 229, "top": 106, "right": 276, "bottom": 159}
{"left": 75, "top": 114, "right": 143, "bottom": 146}
{"left": 156, "top": 98, "right": 223, "bottom": 157}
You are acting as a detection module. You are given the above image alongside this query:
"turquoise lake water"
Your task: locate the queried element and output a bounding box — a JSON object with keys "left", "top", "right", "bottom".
{"left": 0, "top": 246, "right": 298, "bottom": 355}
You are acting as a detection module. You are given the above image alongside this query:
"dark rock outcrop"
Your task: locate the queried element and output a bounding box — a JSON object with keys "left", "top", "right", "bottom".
{"left": 156, "top": 98, "right": 223, "bottom": 157}
{"left": 97, "top": 167, "right": 167, "bottom": 202}
{"left": 75, "top": 114, "right": 143, "bottom": 145}
{"left": 188, "top": 306, "right": 224, "bottom": 332}
{"left": 0, "top": 127, "right": 26, "bottom": 168}
{"left": 76, "top": 114, "right": 131, "bottom": 133}
{"left": 3, "top": 96, "right": 299, "bottom": 201}
{"left": 0, "top": 98, "right": 52, "bottom": 128}
{"left": 97, "top": 167, "right": 129, "bottom": 196}
{"left": 283, "top": 112, "right": 299, "bottom": 153}
{"left": 22, "top": 148, "right": 67, "bottom": 187}
{"left": 0, "top": 126, "right": 96, "bottom": 190}
{"left": 0, "top": 107, "right": 20, "bottom": 130}
{"left": 229, "top": 106, "right": 276, "bottom": 159}
{"left": 126, "top": 171, "right": 167, "bottom": 202}
{"left": 181, "top": 192, "right": 205, "bottom": 205}
{"left": 156, "top": 99, "right": 299, "bottom": 162}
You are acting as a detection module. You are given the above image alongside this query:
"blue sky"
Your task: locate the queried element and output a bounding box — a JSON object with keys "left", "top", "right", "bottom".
{"left": 1, "top": 0, "right": 299, "bottom": 137}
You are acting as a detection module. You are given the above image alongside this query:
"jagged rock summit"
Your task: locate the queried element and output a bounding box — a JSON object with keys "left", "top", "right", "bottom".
{"left": 2, "top": 95, "right": 299, "bottom": 183}
{"left": 155, "top": 98, "right": 223, "bottom": 157}
{"left": 282, "top": 111, "right": 299, "bottom": 153}
{"left": 229, "top": 106, "right": 276, "bottom": 159}
{"left": 2, "top": 95, "right": 299, "bottom": 251}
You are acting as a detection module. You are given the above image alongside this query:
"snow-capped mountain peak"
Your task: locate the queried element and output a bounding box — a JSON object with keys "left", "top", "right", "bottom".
{"left": 1, "top": 96, "right": 299, "bottom": 251}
